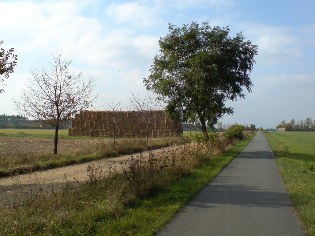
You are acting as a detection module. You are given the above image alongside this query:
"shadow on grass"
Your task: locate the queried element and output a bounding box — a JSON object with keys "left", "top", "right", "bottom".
{"left": 237, "top": 151, "right": 274, "bottom": 159}
{"left": 235, "top": 149, "right": 315, "bottom": 164}
{"left": 273, "top": 151, "right": 315, "bottom": 163}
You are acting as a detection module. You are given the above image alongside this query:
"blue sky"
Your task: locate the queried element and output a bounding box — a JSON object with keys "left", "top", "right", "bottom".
{"left": 0, "top": 0, "right": 314, "bottom": 129}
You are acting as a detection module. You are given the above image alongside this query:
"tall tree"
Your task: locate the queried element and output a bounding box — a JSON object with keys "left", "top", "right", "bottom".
{"left": 292, "top": 121, "right": 297, "bottom": 130}
{"left": 17, "top": 54, "right": 96, "bottom": 155}
{"left": 144, "top": 22, "right": 258, "bottom": 140}
{"left": 306, "top": 118, "right": 312, "bottom": 130}
{"left": 0, "top": 41, "right": 17, "bottom": 93}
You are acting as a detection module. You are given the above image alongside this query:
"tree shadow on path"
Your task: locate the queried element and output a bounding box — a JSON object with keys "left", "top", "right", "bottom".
{"left": 188, "top": 184, "right": 292, "bottom": 210}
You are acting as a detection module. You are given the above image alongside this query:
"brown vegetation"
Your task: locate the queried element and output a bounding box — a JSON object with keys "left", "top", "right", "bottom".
{"left": 0, "top": 136, "right": 186, "bottom": 176}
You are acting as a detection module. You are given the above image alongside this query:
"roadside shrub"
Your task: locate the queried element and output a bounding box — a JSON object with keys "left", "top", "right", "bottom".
{"left": 209, "top": 132, "right": 219, "bottom": 144}
{"left": 187, "top": 132, "right": 218, "bottom": 146}
{"left": 121, "top": 143, "right": 212, "bottom": 199}
{"left": 189, "top": 132, "right": 207, "bottom": 143}
{"left": 224, "top": 124, "right": 244, "bottom": 141}
{"left": 242, "top": 131, "right": 252, "bottom": 139}
{"left": 214, "top": 134, "right": 232, "bottom": 153}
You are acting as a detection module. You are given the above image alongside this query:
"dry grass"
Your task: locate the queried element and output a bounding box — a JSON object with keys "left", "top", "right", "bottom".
{"left": 0, "top": 136, "right": 188, "bottom": 176}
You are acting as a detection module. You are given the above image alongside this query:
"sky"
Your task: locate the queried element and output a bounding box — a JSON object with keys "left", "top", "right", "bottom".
{"left": 0, "top": 0, "right": 314, "bottom": 129}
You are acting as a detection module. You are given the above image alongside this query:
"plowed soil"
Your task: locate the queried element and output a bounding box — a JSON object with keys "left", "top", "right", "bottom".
{"left": 0, "top": 136, "right": 107, "bottom": 158}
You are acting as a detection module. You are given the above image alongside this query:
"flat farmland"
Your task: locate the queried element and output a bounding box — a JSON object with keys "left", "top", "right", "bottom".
{"left": 0, "top": 129, "right": 186, "bottom": 176}
{"left": 0, "top": 128, "right": 68, "bottom": 137}
{"left": 0, "top": 129, "right": 94, "bottom": 158}
{"left": 265, "top": 131, "right": 315, "bottom": 235}
{"left": 0, "top": 135, "right": 110, "bottom": 175}
{"left": 0, "top": 136, "right": 107, "bottom": 157}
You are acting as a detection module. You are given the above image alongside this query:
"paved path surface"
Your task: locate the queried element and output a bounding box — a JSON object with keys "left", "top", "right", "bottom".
{"left": 158, "top": 132, "right": 305, "bottom": 236}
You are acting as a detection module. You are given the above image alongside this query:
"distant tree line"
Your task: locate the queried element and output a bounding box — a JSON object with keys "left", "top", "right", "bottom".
{"left": 182, "top": 122, "right": 256, "bottom": 132}
{"left": 0, "top": 114, "right": 70, "bottom": 129}
{"left": 276, "top": 118, "right": 315, "bottom": 131}
{"left": 215, "top": 122, "right": 256, "bottom": 132}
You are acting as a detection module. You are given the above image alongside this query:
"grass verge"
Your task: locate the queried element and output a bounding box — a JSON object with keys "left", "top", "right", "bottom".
{"left": 264, "top": 131, "right": 315, "bottom": 235}
{"left": 0, "top": 137, "right": 251, "bottom": 235}
{"left": 0, "top": 128, "right": 69, "bottom": 138}
{"left": 98, "top": 139, "right": 249, "bottom": 235}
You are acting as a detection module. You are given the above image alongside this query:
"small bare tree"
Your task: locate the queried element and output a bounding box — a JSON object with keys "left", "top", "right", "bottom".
{"left": 131, "top": 94, "right": 164, "bottom": 149}
{"left": 16, "top": 54, "right": 96, "bottom": 155}
{"left": 105, "top": 101, "right": 122, "bottom": 144}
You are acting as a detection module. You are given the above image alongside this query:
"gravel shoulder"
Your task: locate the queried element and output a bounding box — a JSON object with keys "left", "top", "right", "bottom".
{"left": 0, "top": 148, "right": 166, "bottom": 206}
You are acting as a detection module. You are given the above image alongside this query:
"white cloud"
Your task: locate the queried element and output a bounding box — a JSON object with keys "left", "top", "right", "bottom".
{"left": 0, "top": 1, "right": 103, "bottom": 57}
{"left": 106, "top": 2, "right": 159, "bottom": 27}
{"left": 300, "top": 24, "right": 315, "bottom": 47}
{"left": 0, "top": 1, "right": 162, "bottom": 115}
{"left": 221, "top": 72, "right": 315, "bottom": 128}
{"left": 170, "top": 0, "right": 234, "bottom": 9}
{"left": 132, "top": 35, "right": 159, "bottom": 58}
{"left": 244, "top": 24, "right": 302, "bottom": 64}
{"left": 1, "top": 0, "right": 313, "bottom": 129}
{"left": 0, "top": 1, "right": 159, "bottom": 69}
{"left": 264, "top": 73, "right": 315, "bottom": 95}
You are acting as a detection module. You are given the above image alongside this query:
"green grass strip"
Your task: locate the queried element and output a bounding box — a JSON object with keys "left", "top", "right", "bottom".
{"left": 264, "top": 131, "right": 315, "bottom": 236}
{"left": 0, "top": 129, "right": 69, "bottom": 138}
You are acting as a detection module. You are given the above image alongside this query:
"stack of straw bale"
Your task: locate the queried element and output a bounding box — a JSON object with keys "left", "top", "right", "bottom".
{"left": 69, "top": 110, "right": 182, "bottom": 138}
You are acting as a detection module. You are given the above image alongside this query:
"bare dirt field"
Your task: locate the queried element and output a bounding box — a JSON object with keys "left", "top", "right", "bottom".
{"left": 0, "top": 136, "right": 108, "bottom": 158}
{"left": 0, "top": 136, "right": 128, "bottom": 174}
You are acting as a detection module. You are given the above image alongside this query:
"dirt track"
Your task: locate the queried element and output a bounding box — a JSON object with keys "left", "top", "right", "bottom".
{"left": 0, "top": 148, "right": 166, "bottom": 206}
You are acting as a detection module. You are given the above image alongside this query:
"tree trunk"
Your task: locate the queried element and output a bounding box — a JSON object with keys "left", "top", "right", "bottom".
{"left": 146, "top": 124, "right": 149, "bottom": 150}
{"left": 200, "top": 118, "right": 209, "bottom": 141}
{"left": 54, "top": 125, "right": 59, "bottom": 155}
{"left": 113, "top": 123, "right": 116, "bottom": 144}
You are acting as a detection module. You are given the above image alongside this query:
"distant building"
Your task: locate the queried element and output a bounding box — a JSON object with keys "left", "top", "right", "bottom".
{"left": 277, "top": 128, "right": 286, "bottom": 132}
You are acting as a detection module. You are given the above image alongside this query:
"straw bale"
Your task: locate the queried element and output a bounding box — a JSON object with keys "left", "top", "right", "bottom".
{"left": 93, "top": 129, "right": 101, "bottom": 137}
{"left": 80, "top": 130, "right": 86, "bottom": 136}
{"left": 96, "top": 112, "right": 102, "bottom": 119}
{"left": 68, "top": 110, "right": 182, "bottom": 137}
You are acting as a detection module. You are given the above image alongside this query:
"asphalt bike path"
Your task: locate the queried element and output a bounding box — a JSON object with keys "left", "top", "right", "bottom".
{"left": 158, "top": 132, "right": 305, "bottom": 236}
